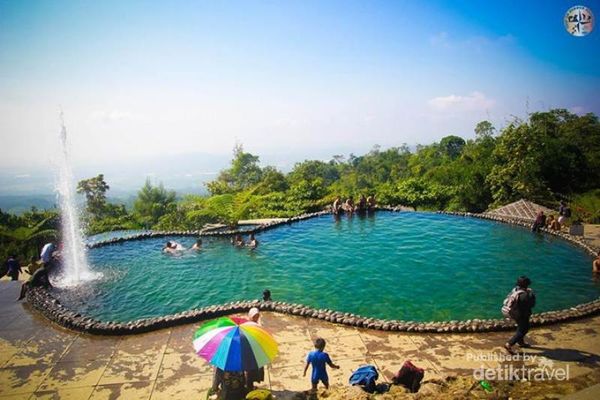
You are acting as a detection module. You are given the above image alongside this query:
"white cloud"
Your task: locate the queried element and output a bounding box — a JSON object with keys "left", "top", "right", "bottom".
{"left": 90, "top": 110, "right": 142, "bottom": 123}
{"left": 569, "top": 106, "right": 587, "bottom": 115}
{"left": 428, "top": 91, "right": 495, "bottom": 112}
{"left": 14, "top": 174, "right": 31, "bottom": 178}
{"left": 429, "top": 32, "right": 515, "bottom": 52}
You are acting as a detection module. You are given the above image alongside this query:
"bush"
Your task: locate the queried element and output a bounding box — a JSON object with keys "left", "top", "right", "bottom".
{"left": 571, "top": 189, "right": 600, "bottom": 224}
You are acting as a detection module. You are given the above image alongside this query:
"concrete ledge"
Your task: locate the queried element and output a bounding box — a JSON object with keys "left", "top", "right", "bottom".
{"left": 26, "top": 287, "right": 600, "bottom": 336}
{"left": 87, "top": 210, "right": 332, "bottom": 249}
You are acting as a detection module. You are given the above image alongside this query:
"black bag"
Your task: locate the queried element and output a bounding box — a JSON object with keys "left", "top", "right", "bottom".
{"left": 392, "top": 360, "right": 424, "bottom": 393}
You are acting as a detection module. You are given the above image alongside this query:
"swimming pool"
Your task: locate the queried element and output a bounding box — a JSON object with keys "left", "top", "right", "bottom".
{"left": 53, "top": 212, "right": 599, "bottom": 323}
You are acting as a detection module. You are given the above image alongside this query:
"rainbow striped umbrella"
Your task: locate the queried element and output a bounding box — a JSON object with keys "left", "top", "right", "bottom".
{"left": 192, "top": 316, "right": 278, "bottom": 371}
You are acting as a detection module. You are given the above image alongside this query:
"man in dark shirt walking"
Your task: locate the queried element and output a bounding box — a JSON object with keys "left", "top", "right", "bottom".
{"left": 505, "top": 276, "right": 536, "bottom": 354}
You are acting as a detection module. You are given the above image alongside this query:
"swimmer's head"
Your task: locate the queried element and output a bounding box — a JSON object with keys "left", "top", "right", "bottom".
{"left": 262, "top": 289, "right": 271, "bottom": 301}
{"left": 516, "top": 276, "right": 531, "bottom": 289}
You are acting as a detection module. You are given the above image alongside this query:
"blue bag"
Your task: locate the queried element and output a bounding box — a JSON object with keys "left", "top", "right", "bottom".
{"left": 349, "top": 365, "right": 379, "bottom": 393}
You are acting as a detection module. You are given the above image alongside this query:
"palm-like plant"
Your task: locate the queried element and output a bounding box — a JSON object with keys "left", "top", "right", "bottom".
{"left": 0, "top": 216, "right": 58, "bottom": 257}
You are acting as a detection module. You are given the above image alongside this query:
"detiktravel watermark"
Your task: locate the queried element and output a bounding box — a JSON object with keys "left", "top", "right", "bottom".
{"left": 467, "top": 352, "right": 570, "bottom": 381}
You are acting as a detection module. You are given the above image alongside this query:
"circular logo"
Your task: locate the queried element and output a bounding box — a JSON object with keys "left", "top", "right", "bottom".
{"left": 564, "top": 5, "right": 594, "bottom": 36}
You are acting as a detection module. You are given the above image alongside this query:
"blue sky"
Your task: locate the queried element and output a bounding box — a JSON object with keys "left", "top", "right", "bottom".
{"left": 0, "top": 0, "right": 599, "bottom": 191}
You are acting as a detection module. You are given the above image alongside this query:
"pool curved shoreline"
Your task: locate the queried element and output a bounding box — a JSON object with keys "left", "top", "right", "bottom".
{"left": 27, "top": 208, "right": 600, "bottom": 335}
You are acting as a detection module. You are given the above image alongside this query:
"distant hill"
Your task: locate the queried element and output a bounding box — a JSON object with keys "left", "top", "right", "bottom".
{"left": 0, "top": 194, "right": 57, "bottom": 214}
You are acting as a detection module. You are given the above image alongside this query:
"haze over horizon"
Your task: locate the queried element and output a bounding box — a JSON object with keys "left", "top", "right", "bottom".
{"left": 1, "top": 0, "right": 599, "bottom": 195}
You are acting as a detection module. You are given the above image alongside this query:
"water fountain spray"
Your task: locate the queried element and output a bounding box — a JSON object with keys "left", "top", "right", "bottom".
{"left": 55, "top": 112, "right": 97, "bottom": 286}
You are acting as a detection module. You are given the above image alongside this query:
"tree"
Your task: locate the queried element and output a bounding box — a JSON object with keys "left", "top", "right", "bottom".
{"left": 206, "top": 144, "right": 263, "bottom": 195}
{"left": 77, "top": 174, "right": 110, "bottom": 218}
{"left": 254, "top": 166, "right": 288, "bottom": 194}
{"left": 133, "top": 180, "right": 177, "bottom": 227}
{"left": 439, "top": 135, "right": 466, "bottom": 159}
{"left": 379, "top": 178, "right": 452, "bottom": 210}
{"left": 487, "top": 121, "right": 552, "bottom": 205}
{"left": 474, "top": 120, "right": 495, "bottom": 140}
{"left": 487, "top": 110, "right": 600, "bottom": 206}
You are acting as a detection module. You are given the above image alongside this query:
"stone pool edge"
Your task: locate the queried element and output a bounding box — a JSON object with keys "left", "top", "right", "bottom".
{"left": 25, "top": 288, "right": 600, "bottom": 336}
{"left": 86, "top": 210, "right": 333, "bottom": 249}
{"left": 26, "top": 208, "right": 600, "bottom": 336}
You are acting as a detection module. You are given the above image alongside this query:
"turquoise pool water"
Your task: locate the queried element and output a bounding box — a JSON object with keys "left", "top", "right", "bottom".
{"left": 54, "top": 212, "right": 599, "bottom": 323}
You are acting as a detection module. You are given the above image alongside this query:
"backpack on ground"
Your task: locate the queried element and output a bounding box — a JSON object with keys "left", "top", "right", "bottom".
{"left": 349, "top": 365, "right": 379, "bottom": 393}
{"left": 501, "top": 288, "right": 525, "bottom": 319}
{"left": 392, "top": 360, "right": 424, "bottom": 393}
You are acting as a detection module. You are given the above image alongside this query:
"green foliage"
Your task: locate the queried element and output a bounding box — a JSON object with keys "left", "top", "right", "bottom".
{"left": 85, "top": 214, "right": 140, "bottom": 235}
{"left": 571, "top": 189, "right": 600, "bottom": 224}
{"left": 439, "top": 135, "right": 466, "bottom": 159}
{"left": 77, "top": 174, "right": 110, "bottom": 218}
{"left": 206, "top": 144, "right": 264, "bottom": 195}
{"left": 133, "top": 179, "right": 177, "bottom": 227}
{"left": 77, "top": 174, "right": 136, "bottom": 233}
{"left": 380, "top": 178, "right": 454, "bottom": 210}
{"left": 254, "top": 166, "right": 289, "bottom": 194}
{"left": 486, "top": 109, "right": 599, "bottom": 207}
{"left": 0, "top": 208, "right": 58, "bottom": 265}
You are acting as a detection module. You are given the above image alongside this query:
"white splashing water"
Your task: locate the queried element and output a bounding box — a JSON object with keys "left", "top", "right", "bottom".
{"left": 54, "top": 114, "right": 100, "bottom": 287}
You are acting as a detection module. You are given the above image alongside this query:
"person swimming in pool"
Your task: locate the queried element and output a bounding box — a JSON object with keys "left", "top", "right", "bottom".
{"left": 231, "top": 234, "right": 245, "bottom": 247}
{"left": 163, "top": 241, "right": 185, "bottom": 254}
{"left": 191, "top": 239, "right": 202, "bottom": 251}
{"left": 246, "top": 233, "right": 258, "bottom": 249}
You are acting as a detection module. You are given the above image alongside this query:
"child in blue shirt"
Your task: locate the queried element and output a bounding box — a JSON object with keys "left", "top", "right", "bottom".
{"left": 303, "top": 338, "right": 340, "bottom": 390}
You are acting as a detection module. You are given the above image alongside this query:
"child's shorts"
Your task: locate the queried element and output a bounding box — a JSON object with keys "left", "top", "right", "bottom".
{"left": 311, "top": 377, "right": 329, "bottom": 386}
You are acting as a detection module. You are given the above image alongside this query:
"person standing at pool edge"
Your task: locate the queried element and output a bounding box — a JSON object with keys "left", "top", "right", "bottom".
{"left": 505, "top": 276, "right": 536, "bottom": 354}
{"left": 558, "top": 200, "right": 571, "bottom": 227}
{"left": 6, "top": 255, "right": 22, "bottom": 281}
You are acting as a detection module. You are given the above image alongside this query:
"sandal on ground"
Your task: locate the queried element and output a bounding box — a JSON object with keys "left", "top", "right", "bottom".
{"left": 504, "top": 343, "right": 515, "bottom": 355}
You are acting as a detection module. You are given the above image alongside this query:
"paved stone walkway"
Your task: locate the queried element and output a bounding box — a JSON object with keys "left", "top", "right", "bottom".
{"left": 1, "top": 281, "right": 600, "bottom": 399}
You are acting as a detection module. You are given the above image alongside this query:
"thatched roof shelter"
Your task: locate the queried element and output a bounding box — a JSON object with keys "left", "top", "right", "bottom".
{"left": 484, "top": 199, "right": 556, "bottom": 222}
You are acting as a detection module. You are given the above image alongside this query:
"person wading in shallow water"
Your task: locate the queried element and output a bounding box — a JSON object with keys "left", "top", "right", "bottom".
{"left": 505, "top": 276, "right": 536, "bottom": 354}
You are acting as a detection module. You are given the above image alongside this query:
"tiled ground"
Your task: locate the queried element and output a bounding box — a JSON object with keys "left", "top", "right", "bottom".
{"left": 1, "top": 281, "right": 600, "bottom": 399}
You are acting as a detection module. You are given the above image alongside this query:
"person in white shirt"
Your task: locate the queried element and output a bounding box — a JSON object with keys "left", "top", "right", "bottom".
{"left": 40, "top": 242, "right": 55, "bottom": 267}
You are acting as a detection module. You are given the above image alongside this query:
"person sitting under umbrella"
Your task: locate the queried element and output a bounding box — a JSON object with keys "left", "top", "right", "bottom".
{"left": 194, "top": 316, "right": 278, "bottom": 400}
{"left": 210, "top": 367, "right": 246, "bottom": 400}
